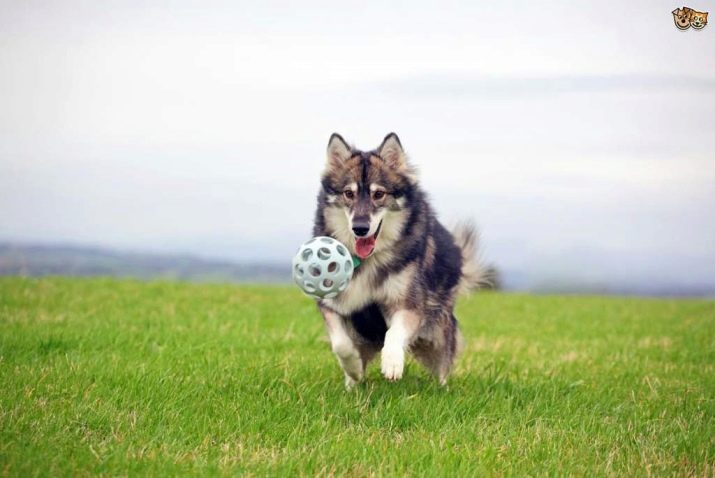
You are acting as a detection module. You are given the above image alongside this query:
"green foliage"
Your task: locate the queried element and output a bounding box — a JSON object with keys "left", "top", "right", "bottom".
{"left": 1, "top": 278, "right": 713, "bottom": 476}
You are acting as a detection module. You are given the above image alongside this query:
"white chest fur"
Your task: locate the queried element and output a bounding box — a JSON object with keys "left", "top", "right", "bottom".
{"left": 322, "top": 260, "right": 415, "bottom": 317}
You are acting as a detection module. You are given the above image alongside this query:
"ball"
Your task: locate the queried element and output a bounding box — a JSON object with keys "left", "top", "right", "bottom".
{"left": 292, "top": 236, "right": 354, "bottom": 299}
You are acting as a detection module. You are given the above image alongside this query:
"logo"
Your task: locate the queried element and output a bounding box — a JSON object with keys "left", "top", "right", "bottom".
{"left": 672, "top": 6, "right": 708, "bottom": 30}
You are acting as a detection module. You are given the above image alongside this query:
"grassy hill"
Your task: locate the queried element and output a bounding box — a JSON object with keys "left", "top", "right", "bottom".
{"left": 0, "top": 278, "right": 713, "bottom": 475}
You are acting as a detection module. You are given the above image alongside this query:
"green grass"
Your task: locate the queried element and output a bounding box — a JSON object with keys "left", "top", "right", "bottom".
{"left": 0, "top": 277, "right": 713, "bottom": 476}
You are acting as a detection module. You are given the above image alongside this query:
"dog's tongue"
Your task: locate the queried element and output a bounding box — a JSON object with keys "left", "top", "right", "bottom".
{"left": 355, "top": 236, "right": 376, "bottom": 259}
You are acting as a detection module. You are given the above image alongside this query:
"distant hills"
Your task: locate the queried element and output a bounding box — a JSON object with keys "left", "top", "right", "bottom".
{"left": 1, "top": 242, "right": 713, "bottom": 297}
{"left": 0, "top": 243, "right": 287, "bottom": 283}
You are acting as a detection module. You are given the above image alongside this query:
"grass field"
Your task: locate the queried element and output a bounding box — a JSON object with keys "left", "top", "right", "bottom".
{"left": 0, "top": 277, "right": 713, "bottom": 476}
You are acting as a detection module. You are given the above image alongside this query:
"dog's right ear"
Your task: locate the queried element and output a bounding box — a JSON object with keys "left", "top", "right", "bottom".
{"left": 326, "top": 133, "right": 351, "bottom": 168}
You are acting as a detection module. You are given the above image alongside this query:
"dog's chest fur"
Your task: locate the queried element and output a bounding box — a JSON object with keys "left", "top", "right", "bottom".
{"left": 322, "top": 259, "right": 414, "bottom": 318}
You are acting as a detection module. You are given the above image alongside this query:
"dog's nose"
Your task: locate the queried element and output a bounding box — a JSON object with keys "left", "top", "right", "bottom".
{"left": 352, "top": 224, "right": 370, "bottom": 237}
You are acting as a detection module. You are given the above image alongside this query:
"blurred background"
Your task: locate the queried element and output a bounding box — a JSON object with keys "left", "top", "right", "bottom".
{"left": 1, "top": 1, "right": 713, "bottom": 295}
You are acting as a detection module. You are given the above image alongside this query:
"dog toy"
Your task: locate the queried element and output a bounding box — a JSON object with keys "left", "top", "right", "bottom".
{"left": 292, "top": 236, "right": 356, "bottom": 299}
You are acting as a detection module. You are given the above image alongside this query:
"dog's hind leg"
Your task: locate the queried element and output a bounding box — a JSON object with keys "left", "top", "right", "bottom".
{"left": 357, "top": 343, "right": 379, "bottom": 372}
{"left": 411, "top": 314, "right": 460, "bottom": 385}
{"left": 411, "top": 342, "right": 453, "bottom": 385}
{"left": 321, "top": 307, "right": 364, "bottom": 389}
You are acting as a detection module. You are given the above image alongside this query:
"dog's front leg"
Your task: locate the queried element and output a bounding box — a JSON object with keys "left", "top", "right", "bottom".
{"left": 381, "top": 309, "right": 420, "bottom": 381}
{"left": 320, "top": 307, "right": 363, "bottom": 389}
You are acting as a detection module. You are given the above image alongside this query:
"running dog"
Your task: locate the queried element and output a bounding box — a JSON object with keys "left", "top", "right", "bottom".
{"left": 312, "top": 132, "right": 485, "bottom": 388}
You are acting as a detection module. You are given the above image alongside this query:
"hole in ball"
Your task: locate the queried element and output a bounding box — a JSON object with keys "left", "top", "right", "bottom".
{"left": 322, "top": 278, "right": 333, "bottom": 288}
{"left": 320, "top": 237, "right": 333, "bottom": 244}
{"left": 309, "top": 264, "right": 321, "bottom": 277}
{"left": 294, "top": 264, "right": 304, "bottom": 276}
{"left": 339, "top": 280, "right": 347, "bottom": 291}
{"left": 304, "top": 281, "right": 316, "bottom": 292}
{"left": 317, "top": 247, "right": 331, "bottom": 260}
{"left": 336, "top": 245, "right": 347, "bottom": 256}
{"left": 327, "top": 262, "right": 339, "bottom": 273}
{"left": 301, "top": 249, "right": 313, "bottom": 261}
{"left": 345, "top": 260, "right": 353, "bottom": 273}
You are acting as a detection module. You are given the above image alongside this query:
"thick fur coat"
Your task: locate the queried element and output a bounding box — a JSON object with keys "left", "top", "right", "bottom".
{"left": 312, "top": 133, "right": 484, "bottom": 387}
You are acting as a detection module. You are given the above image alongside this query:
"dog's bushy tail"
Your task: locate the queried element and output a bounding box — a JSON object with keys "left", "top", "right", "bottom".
{"left": 451, "top": 221, "right": 491, "bottom": 294}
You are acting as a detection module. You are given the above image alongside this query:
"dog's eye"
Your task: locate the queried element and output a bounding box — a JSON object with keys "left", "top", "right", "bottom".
{"left": 343, "top": 190, "right": 354, "bottom": 200}
{"left": 372, "top": 190, "right": 385, "bottom": 200}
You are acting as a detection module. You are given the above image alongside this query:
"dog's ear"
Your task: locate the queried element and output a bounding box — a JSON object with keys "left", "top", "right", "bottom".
{"left": 326, "top": 133, "right": 351, "bottom": 168}
{"left": 378, "top": 133, "right": 406, "bottom": 169}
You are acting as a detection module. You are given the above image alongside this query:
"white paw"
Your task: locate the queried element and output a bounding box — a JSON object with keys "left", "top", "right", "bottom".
{"left": 381, "top": 346, "right": 404, "bottom": 381}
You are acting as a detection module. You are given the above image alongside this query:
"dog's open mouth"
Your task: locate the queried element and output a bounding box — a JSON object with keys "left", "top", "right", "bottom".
{"left": 354, "top": 220, "right": 382, "bottom": 259}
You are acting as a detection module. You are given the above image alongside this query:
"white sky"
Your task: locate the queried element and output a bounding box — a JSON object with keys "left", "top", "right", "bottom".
{"left": 1, "top": 1, "right": 714, "bottom": 287}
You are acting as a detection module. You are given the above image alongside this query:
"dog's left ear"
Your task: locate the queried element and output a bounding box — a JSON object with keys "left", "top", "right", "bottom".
{"left": 378, "top": 133, "right": 406, "bottom": 169}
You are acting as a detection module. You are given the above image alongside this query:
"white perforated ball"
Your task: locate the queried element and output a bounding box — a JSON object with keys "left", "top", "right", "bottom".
{"left": 292, "top": 236, "right": 354, "bottom": 299}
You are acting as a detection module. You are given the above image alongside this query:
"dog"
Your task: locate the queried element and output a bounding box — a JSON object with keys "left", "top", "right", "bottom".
{"left": 312, "top": 132, "right": 485, "bottom": 388}
{"left": 672, "top": 7, "right": 692, "bottom": 30}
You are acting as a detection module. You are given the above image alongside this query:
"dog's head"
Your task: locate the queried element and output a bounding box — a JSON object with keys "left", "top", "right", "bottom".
{"left": 320, "top": 133, "right": 417, "bottom": 260}
{"left": 672, "top": 7, "right": 692, "bottom": 30}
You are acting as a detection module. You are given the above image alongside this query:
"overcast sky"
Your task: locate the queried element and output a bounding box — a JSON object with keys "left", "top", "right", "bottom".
{"left": 1, "top": 1, "right": 714, "bottom": 289}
